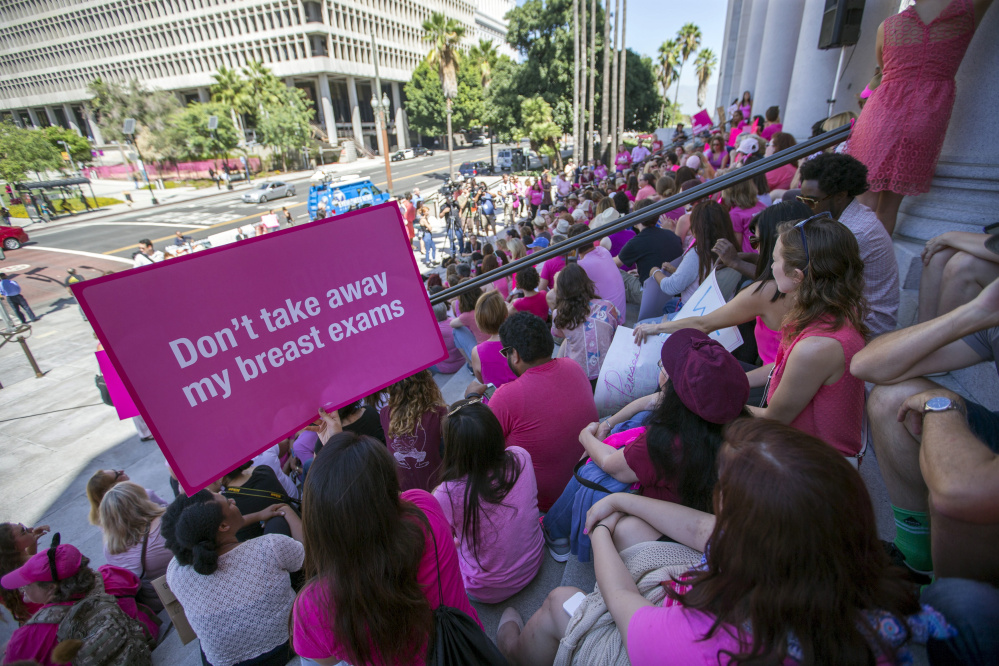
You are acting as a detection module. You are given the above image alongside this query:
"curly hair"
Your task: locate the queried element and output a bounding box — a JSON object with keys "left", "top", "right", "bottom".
{"left": 515, "top": 266, "right": 540, "bottom": 292}
{"left": 99, "top": 482, "right": 166, "bottom": 555}
{"left": 162, "top": 490, "right": 224, "bottom": 576}
{"left": 386, "top": 370, "right": 446, "bottom": 438}
{"left": 778, "top": 216, "right": 870, "bottom": 342}
{"left": 798, "top": 152, "right": 869, "bottom": 199}
{"left": 48, "top": 555, "right": 97, "bottom": 602}
{"left": 0, "top": 524, "right": 30, "bottom": 623}
{"left": 498, "top": 312, "right": 553, "bottom": 364}
{"left": 553, "top": 263, "right": 597, "bottom": 330}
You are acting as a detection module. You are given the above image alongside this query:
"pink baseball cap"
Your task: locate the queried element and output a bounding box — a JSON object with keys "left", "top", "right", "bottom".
{"left": 660, "top": 328, "right": 749, "bottom": 424}
{"left": 1, "top": 544, "right": 83, "bottom": 589}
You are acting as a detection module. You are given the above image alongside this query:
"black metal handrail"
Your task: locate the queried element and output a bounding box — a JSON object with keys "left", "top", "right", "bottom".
{"left": 429, "top": 123, "right": 851, "bottom": 306}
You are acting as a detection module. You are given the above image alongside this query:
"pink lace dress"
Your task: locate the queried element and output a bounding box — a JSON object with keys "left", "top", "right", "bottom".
{"left": 847, "top": 0, "right": 976, "bottom": 195}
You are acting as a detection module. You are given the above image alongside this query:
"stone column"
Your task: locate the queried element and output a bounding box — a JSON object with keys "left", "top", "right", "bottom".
{"left": 44, "top": 107, "right": 59, "bottom": 127}
{"left": 715, "top": 0, "right": 744, "bottom": 110}
{"left": 84, "top": 106, "right": 104, "bottom": 145}
{"left": 317, "top": 73, "right": 338, "bottom": 145}
{"left": 728, "top": 0, "right": 755, "bottom": 108}
{"left": 346, "top": 75, "right": 364, "bottom": 149}
{"left": 752, "top": 0, "right": 805, "bottom": 118}
{"left": 198, "top": 88, "right": 211, "bottom": 103}
{"left": 738, "top": 0, "right": 769, "bottom": 102}
{"left": 782, "top": 0, "right": 842, "bottom": 139}
{"left": 62, "top": 104, "right": 80, "bottom": 133}
{"left": 391, "top": 81, "right": 407, "bottom": 149}
{"left": 26, "top": 108, "right": 41, "bottom": 128}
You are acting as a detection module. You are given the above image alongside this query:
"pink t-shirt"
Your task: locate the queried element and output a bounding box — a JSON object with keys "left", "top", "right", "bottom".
{"left": 457, "top": 310, "right": 489, "bottom": 344}
{"left": 539, "top": 256, "right": 567, "bottom": 287}
{"left": 436, "top": 320, "right": 466, "bottom": 373}
{"left": 489, "top": 358, "right": 598, "bottom": 511}
{"left": 432, "top": 447, "right": 544, "bottom": 603}
{"left": 513, "top": 291, "right": 550, "bottom": 321}
{"left": 477, "top": 339, "right": 518, "bottom": 387}
{"left": 491, "top": 276, "right": 510, "bottom": 300}
{"left": 729, "top": 203, "right": 767, "bottom": 252}
{"left": 761, "top": 123, "right": 782, "bottom": 141}
{"left": 579, "top": 246, "right": 626, "bottom": 325}
{"left": 765, "top": 163, "right": 797, "bottom": 192}
{"left": 636, "top": 185, "right": 657, "bottom": 201}
{"left": 615, "top": 151, "right": 632, "bottom": 172}
{"left": 292, "top": 490, "right": 480, "bottom": 664}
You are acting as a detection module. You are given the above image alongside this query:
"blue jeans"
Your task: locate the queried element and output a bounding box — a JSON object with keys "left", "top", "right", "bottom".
{"left": 922, "top": 578, "right": 999, "bottom": 665}
{"left": 543, "top": 476, "right": 581, "bottom": 541}
{"left": 447, "top": 224, "right": 464, "bottom": 257}
{"left": 423, "top": 231, "right": 436, "bottom": 263}
{"left": 452, "top": 326, "right": 476, "bottom": 371}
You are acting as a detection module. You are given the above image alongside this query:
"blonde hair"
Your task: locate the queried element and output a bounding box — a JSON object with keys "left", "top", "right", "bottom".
{"left": 507, "top": 238, "right": 527, "bottom": 261}
{"left": 822, "top": 111, "right": 856, "bottom": 133}
{"left": 474, "top": 290, "right": 508, "bottom": 335}
{"left": 596, "top": 197, "right": 614, "bottom": 214}
{"left": 387, "top": 370, "right": 446, "bottom": 437}
{"left": 723, "top": 178, "right": 759, "bottom": 210}
{"left": 86, "top": 470, "right": 119, "bottom": 526}
{"left": 99, "top": 482, "right": 165, "bottom": 555}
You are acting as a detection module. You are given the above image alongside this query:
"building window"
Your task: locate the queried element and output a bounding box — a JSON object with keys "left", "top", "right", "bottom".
{"left": 303, "top": 1, "right": 322, "bottom": 23}
{"left": 309, "top": 33, "right": 328, "bottom": 57}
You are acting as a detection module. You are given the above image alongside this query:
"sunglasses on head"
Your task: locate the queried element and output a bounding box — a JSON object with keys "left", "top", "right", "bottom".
{"left": 793, "top": 212, "right": 834, "bottom": 269}
{"left": 447, "top": 395, "right": 483, "bottom": 418}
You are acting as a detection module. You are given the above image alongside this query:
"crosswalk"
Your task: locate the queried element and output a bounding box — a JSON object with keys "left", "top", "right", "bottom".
{"left": 132, "top": 207, "right": 248, "bottom": 227}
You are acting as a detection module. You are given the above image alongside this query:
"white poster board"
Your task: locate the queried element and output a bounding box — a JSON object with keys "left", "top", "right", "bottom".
{"left": 593, "top": 270, "right": 742, "bottom": 417}
{"left": 261, "top": 213, "right": 280, "bottom": 229}
{"left": 671, "top": 269, "right": 743, "bottom": 353}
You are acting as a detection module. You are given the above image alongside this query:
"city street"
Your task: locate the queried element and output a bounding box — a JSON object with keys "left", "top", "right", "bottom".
{"left": 19, "top": 144, "right": 504, "bottom": 259}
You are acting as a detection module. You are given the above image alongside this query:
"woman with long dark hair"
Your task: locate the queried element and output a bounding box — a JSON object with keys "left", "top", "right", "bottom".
{"left": 292, "top": 430, "right": 480, "bottom": 665}
{"left": 748, "top": 213, "right": 869, "bottom": 458}
{"left": 379, "top": 369, "right": 448, "bottom": 493}
{"left": 540, "top": 329, "right": 749, "bottom": 561}
{"left": 433, "top": 400, "right": 543, "bottom": 603}
{"left": 650, "top": 201, "right": 738, "bottom": 313}
{"left": 634, "top": 201, "right": 812, "bottom": 377}
{"left": 551, "top": 264, "right": 619, "bottom": 385}
{"left": 499, "top": 418, "right": 948, "bottom": 665}
{"left": 0, "top": 522, "right": 49, "bottom": 623}
{"left": 164, "top": 490, "right": 302, "bottom": 666}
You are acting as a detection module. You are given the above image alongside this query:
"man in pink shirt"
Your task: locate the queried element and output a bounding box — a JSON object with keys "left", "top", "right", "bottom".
{"left": 465, "top": 312, "right": 597, "bottom": 512}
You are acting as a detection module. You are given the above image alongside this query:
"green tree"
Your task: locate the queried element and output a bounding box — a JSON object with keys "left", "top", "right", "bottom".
{"left": 86, "top": 78, "right": 179, "bottom": 143}
{"left": 422, "top": 12, "right": 466, "bottom": 177}
{"left": 481, "top": 56, "right": 521, "bottom": 139}
{"left": 0, "top": 121, "right": 62, "bottom": 182}
{"left": 404, "top": 58, "right": 447, "bottom": 138}
{"left": 520, "top": 96, "right": 562, "bottom": 168}
{"left": 452, "top": 63, "right": 484, "bottom": 130}
{"left": 657, "top": 39, "right": 681, "bottom": 125}
{"left": 151, "top": 102, "right": 240, "bottom": 162}
{"left": 623, "top": 51, "right": 664, "bottom": 133}
{"left": 694, "top": 48, "right": 718, "bottom": 109}
{"left": 467, "top": 38, "right": 499, "bottom": 89}
{"left": 210, "top": 66, "right": 251, "bottom": 140}
{"left": 256, "top": 87, "right": 315, "bottom": 171}
{"left": 42, "top": 126, "right": 92, "bottom": 164}
{"left": 673, "top": 23, "right": 702, "bottom": 108}
{"left": 242, "top": 60, "right": 287, "bottom": 128}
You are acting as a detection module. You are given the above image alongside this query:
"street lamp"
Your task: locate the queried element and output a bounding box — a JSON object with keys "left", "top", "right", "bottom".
{"left": 371, "top": 91, "right": 393, "bottom": 195}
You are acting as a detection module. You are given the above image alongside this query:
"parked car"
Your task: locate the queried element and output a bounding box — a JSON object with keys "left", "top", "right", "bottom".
{"left": 458, "top": 161, "right": 492, "bottom": 178}
{"left": 1, "top": 225, "right": 29, "bottom": 250}
{"left": 241, "top": 181, "right": 295, "bottom": 203}
{"left": 412, "top": 145, "right": 435, "bottom": 157}
{"left": 391, "top": 148, "right": 415, "bottom": 162}
{"left": 471, "top": 135, "right": 490, "bottom": 147}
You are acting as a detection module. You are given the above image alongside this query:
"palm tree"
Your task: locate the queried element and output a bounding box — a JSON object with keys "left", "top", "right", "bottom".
{"left": 587, "top": 0, "right": 597, "bottom": 162}
{"left": 673, "top": 22, "right": 702, "bottom": 109}
{"left": 617, "top": 0, "right": 627, "bottom": 139}
{"left": 573, "top": 0, "right": 581, "bottom": 166}
{"left": 467, "top": 38, "right": 498, "bottom": 89}
{"left": 694, "top": 48, "right": 718, "bottom": 109}
{"left": 422, "top": 12, "right": 466, "bottom": 179}
{"left": 210, "top": 66, "right": 250, "bottom": 144}
{"left": 609, "top": 0, "right": 620, "bottom": 157}
{"left": 599, "top": 0, "right": 612, "bottom": 164}
{"left": 657, "top": 40, "right": 680, "bottom": 126}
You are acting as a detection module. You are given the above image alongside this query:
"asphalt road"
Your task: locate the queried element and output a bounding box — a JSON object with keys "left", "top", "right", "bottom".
{"left": 24, "top": 144, "right": 506, "bottom": 259}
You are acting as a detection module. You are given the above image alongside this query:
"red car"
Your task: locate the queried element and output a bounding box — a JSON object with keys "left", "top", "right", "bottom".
{"left": 1, "top": 226, "right": 29, "bottom": 250}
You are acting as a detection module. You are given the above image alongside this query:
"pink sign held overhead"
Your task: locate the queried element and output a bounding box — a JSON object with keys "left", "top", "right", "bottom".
{"left": 690, "top": 110, "right": 713, "bottom": 134}
{"left": 73, "top": 203, "right": 446, "bottom": 493}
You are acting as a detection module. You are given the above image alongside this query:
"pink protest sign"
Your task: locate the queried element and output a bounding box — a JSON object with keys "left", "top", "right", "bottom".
{"left": 691, "top": 110, "right": 713, "bottom": 134}
{"left": 73, "top": 203, "right": 446, "bottom": 492}
{"left": 96, "top": 349, "right": 139, "bottom": 420}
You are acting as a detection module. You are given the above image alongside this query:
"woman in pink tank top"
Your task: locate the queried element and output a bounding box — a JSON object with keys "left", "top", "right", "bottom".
{"left": 749, "top": 213, "right": 869, "bottom": 457}
{"left": 470, "top": 291, "right": 518, "bottom": 388}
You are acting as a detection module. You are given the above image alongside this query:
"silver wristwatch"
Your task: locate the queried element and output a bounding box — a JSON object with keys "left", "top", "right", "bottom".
{"left": 923, "top": 396, "right": 963, "bottom": 415}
